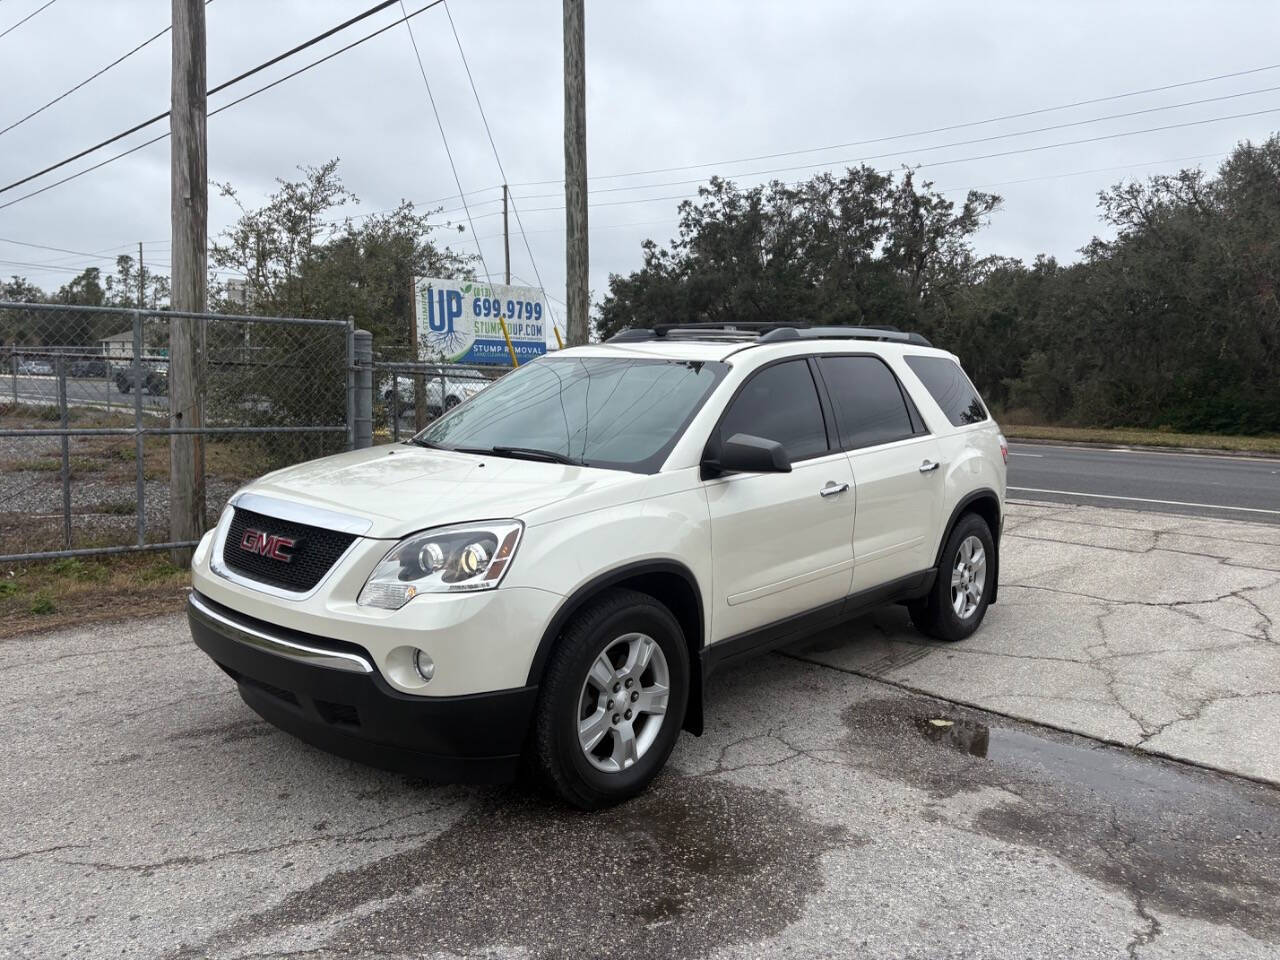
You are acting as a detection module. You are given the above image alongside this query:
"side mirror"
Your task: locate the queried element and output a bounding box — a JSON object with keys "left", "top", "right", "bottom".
{"left": 703, "top": 433, "right": 792, "bottom": 476}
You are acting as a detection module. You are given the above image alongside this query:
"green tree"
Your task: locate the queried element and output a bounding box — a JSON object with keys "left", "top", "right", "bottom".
{"left": 595, "top": 168, "right": 1000, "bottom": 342}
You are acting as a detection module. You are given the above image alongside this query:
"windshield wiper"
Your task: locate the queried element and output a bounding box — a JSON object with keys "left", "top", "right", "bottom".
{"left": 450, "top": 444, "right": 578, "bottom": 465}
{"left": 493, "top": 445, "right": 578, "bottom": 464}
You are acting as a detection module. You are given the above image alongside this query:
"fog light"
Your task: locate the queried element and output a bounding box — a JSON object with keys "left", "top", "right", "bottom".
{"left": 414, "top": 649, "right": 435, "bottom": 682}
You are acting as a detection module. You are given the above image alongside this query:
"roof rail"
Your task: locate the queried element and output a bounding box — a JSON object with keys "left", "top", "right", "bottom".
{"left": 606, "top": 322, "right": 932, "bottom": 348}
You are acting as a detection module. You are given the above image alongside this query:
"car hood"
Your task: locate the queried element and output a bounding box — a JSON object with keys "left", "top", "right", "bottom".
{"left": 238, "top": 444, "right": 630, "bottom": 539}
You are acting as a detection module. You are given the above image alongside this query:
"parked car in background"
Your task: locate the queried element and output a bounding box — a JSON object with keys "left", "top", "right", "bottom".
{"left": 380, "top": 374, "right": 490, "bottom": 415}
{"left": 115, "top": 364, "right": 167, "bottom": 395}
{"left": 69, "top": 357, "right": 109, "bottom": 378}
{"left": 16, "top": 358, "right": 53, "bottom": 375}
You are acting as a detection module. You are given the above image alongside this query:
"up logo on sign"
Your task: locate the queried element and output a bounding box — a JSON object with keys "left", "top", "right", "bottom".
{"left": 425, "top": 287, "right": 464, "bottom": 333}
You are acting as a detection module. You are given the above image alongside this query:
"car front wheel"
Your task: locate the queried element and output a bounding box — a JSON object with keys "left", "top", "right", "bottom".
{"left": 531, "top": 588, "right": 688, "bottom": 809}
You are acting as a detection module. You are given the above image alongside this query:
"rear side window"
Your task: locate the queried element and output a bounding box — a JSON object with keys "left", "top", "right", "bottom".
{"left": 905, "top": 355, "right": 988, "bottom": 427}
{"left": 718, "top": 360, "right": 829, "bottom": 461}
{"left": 817, "top": 355, "right": 917, "bottom": 450}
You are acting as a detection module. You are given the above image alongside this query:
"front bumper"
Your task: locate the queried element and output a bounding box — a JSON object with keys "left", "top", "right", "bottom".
{"left": 188, "top": 591, "right": 538, "bottom": 783}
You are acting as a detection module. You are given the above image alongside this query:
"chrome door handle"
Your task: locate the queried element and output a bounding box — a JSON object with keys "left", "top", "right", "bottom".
{"left": 919, "top": 460, "right": 940, "bottom": 473}
{"left": 819, "top": 482, "right": 850, "bottom": 498}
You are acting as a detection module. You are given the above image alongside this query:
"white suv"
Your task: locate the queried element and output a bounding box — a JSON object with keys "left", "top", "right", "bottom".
{"left": 188, "top": 323, "right": 1006, "bottom": 808}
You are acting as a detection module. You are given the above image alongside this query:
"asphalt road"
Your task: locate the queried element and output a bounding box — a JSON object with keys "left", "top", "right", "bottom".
{"left": 4, "top": 373, "right": 167, "bottom": 410}
{"left": 1008, "top": 441, "right": 1280, "bottom": 523}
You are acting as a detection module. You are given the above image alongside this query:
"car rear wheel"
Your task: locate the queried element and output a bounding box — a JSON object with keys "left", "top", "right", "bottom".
{"left": 531, "top": 587, "right": 688, "bottom": 809}
{"left": 908, "top": 512, "right": 995, "bottom": 642}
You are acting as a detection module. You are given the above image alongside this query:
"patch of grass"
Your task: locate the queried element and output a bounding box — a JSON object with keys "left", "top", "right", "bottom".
{"left": 10, "top": 457, "right": 60, "bottom": 472}
{"left": 1001, "top": 424, "right": 1280, "bottom": 455}
{"left": 91, "top": 500, "right": 140, "bottom": 516}
{"left": 0, "top": 550, "right": 190, "bottom": 638}
{"left": 137, "top": 559, "right": 186, "bottom": 584}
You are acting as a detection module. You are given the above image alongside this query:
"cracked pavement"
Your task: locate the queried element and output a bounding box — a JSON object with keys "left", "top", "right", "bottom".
{"left": 3, "top": 500, "right": 1280, "bottom": 958}
{"left": 793, "top": 499, "right": 1280, "bottom": 785}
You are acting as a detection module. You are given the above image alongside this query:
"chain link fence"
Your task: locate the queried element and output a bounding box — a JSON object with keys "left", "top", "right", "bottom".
{"left": 370, "top": 344, "right": 507, "bottom": 442}
{"left": 1, "top": 302, "right": 353, "bottom": 564}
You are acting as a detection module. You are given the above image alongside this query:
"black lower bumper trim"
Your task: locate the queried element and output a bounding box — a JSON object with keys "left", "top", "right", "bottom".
{"left": 188, "top": 592, "right": 537, "bottom": 784}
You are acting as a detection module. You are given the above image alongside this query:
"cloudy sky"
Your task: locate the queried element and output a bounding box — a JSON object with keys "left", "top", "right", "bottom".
{"left": 2, "top": 0, "right": 1279, "bottom": 330}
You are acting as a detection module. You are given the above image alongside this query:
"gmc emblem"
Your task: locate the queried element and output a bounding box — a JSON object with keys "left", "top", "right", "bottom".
{"left": 240, "top": 528, "right": 297, "bottom": 563}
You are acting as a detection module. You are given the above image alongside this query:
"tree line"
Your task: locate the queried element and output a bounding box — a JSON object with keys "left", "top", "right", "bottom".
{"left": 598, "top": 137, "right": 1280, "bottom": 435}
{"left": 6, "top": 142, "right": 1279, "bottom": 434}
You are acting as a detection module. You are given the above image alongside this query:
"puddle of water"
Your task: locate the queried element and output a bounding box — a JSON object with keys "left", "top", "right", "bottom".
{"left": 844, "top": 696, "right": 1280, "bottom": 945}
{"left": 913, "top": 716, "right": 990, "bottom": 757}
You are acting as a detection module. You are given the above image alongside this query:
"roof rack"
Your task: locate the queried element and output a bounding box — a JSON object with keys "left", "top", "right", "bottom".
{"left": 606, "top": 321, "right": 932, "bottom": 348}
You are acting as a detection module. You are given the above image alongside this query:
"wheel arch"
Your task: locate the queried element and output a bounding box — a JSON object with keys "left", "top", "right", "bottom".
{"left": 934, "top": 488, "right": 1003, "bottom": 604}
{"left": 525, "top": 559, "right": 707, "bottom": 736}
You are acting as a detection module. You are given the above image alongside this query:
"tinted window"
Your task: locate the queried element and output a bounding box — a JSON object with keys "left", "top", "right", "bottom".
{"left": 817, "top": 355, "right": 915, "bottom": 449}
{"left": 718, "top": 360, "right": 829, "bottom": 461}
{"left": 904, "top": 355, "right": 988, "bottom": 426}
{"left": 417, "top": 357, "right": 727, "bottom": 472}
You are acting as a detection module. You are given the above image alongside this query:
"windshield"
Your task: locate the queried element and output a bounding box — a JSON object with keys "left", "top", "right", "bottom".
{"left": 414, "top": 356, "right": 728, "bottom": 472}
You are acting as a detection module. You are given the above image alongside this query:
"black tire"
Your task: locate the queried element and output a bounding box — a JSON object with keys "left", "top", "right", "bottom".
{"left": 909, "top": 512, "right": 995, "bottom": 642}
{"left": 444, "top": 395, "right": 460, "bottom": 410}
{"left": 531, "top": 587, "right": 689, "bottom": 810}
{"left": 117, "top": 379, "right": 130, "bottom": 394}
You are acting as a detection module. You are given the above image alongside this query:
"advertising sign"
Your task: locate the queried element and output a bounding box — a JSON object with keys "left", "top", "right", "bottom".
{"left": 414, "top": 277, "right": 550, "bottom": 365}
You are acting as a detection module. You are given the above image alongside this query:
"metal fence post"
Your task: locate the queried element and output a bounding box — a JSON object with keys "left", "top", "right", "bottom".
{"left": 10, "top": 348, "right": 16, "bottom": 406}
{"left": 133, "top": 310, "right": 146, "bottom": 547}
{"left": 391, "top": 374, "right": 400, "bottom": 443}
{"left": 57, "top": 356, "right": 71, "bottom": 550}
{"left": 353, "top": 329, "right": 373, "bottom": 450}
{"left": 345, "top": 319, "right": 356, "bottom": 451}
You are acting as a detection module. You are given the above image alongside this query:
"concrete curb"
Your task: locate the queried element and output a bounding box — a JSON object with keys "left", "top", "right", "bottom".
{"left": 1005, "top": 435, "right": 1280, "bottom": 460}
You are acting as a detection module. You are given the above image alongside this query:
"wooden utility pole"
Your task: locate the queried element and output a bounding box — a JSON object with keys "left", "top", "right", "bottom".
{"left": 169, "top": 0, "right": 207, "bottom": 563}
{"left": 563, "top": 0, "right": 588, "bottom": 345}
{"left": 502, "top": 183, "right": 511, "bottom": 286}
{"left": 137, "top": 241, "right": 145, "bottom": 309}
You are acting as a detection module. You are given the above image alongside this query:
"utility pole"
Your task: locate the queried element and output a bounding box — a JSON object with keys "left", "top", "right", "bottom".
{"left": 137, "top": 241, "right": 145, "bottom": 310}
{"left": 169, "top": 0, "right": 207, "bottom": 564}
{"left": 563, "top": 0, "right": 588, "bottom": 345}
{"left": 502, "top": 183, "right": 511, "bottom": 286}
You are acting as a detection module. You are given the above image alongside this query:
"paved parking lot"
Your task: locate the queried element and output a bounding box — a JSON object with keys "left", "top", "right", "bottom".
{"left": 3, "top": 501, "right": 1278, "bottom": 959}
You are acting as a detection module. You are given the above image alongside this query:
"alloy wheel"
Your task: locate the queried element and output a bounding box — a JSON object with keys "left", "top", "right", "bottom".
{"left": 951, "top": 535, "right": 986, "bottom": 619}
{"left": 576, "top": 632, "right": 670, "bottom": 773}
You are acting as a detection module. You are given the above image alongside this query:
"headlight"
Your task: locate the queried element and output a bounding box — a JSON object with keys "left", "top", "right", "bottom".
{"left": 357, "top": 520, "right": 523, "bottom": 609}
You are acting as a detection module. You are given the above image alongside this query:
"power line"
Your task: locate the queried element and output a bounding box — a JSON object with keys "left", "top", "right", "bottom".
{"left": 397, "top": 0, "right": 494, "bottom": 282}
{"left": 0, "top": 236, "right": 125, "bottom": 261}
{"left": 0, "top": 0, "right": 58, "bottom": 42}
{"left": 479, "top": 104, "right": 1280, "bottom": 219}
{"left": 341, "top": 62, "right": 1280, "bottom": 219}
{"left": 499, "top": 81, "right": 1280, "bottom": 205}
{"left": 0, "top": 0, "right": 446, "bottom": 213}
{"left": 442, "top": 0, "right": 558, "bottom": 326}
{"left": 0, "top": 1, "right": 213, "bottom": 141}
{"left": 510, "top": 60, "right": 1280, "bottom": 188}
{"left": 0, "top": 0, "right": 404, "bottom": 197}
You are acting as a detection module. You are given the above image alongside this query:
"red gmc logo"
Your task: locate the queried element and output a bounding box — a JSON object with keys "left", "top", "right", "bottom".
{"left": 240, "top": 528, "right": 297, "bottom": 563}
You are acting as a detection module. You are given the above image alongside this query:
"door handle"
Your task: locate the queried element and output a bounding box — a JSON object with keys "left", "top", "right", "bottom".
{"left": 919, "top": 460, "right": 940, "bottom": 473}
{"left": 819, "top": 482, "right": 850, "bottom": 498}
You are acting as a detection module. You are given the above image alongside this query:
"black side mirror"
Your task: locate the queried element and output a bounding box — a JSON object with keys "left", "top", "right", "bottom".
{"left": 702, "top": 433, "right": 792, "bottom": 476}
